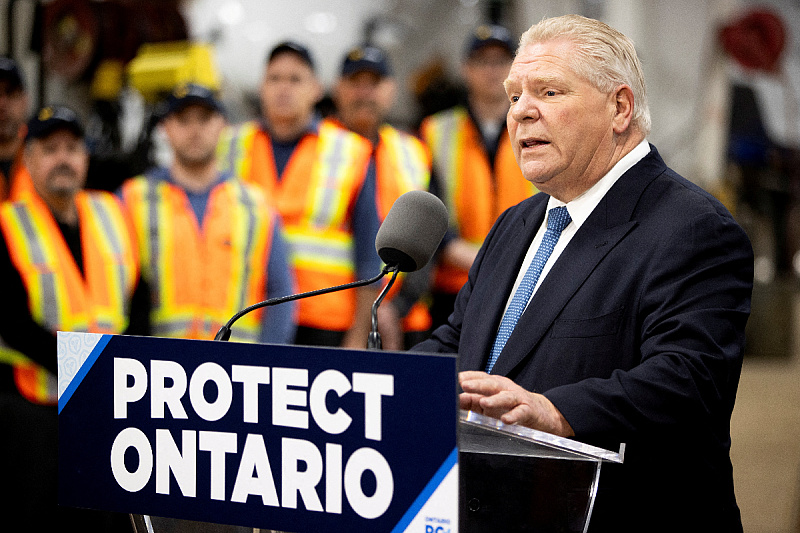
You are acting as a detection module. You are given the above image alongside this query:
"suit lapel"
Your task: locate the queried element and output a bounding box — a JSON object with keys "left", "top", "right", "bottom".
{"left": 490, "top": 215, "right": 636, "bottom": 376}
{"left": 489, "top": 145, "right": 667, "bottom": 377}
{"left": 459, "top": 199, "right": 547, "bottom": 372}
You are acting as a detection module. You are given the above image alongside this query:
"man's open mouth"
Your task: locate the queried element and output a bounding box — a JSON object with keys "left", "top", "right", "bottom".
{"left": 520, "top": 138, "right": 549, "bottom": 148}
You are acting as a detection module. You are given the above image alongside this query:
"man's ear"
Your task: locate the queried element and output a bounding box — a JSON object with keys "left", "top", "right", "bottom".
{"left": 612, "top": 85, "right": 634, "bottom": 134}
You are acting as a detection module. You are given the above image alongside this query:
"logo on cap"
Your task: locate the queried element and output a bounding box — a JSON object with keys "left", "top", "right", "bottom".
{"left": 173, "top": 84, "right": 191, "bottom": 99}
{"left": 475, "top": 25, "right": 493, "bottom": 40}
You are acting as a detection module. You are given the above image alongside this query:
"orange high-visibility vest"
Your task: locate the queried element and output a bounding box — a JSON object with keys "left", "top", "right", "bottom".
{"left": 0, "top": 147, "right": 34, "bottom": 203}
{"left": 373, "top": 124, "right": 433, "bottom": 333}
{"left": 121, "top": 174, "right": 275, "bottom": 342}
{"left": 0, "top": 190, "right": 138, "bottom": 404}
{"left": 420, "top": 106, "right": 537, "bottom": 294}
{"left": 219, "top": 119, "right": 372, "bottom": 331}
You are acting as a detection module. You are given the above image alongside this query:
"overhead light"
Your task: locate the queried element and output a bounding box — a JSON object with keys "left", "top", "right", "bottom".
{"left": 304, "top": 11, "right": 338, "bottom": 34}
{"left": 218, "top": 1, "right": 245, "bottom": 26}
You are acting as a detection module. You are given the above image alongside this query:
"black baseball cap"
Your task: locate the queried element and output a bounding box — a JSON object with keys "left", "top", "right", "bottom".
{"left": 25, "top": 106, "right": 84, "bottom": 141}
{"left": 341, "top": 45, "right": 392, "bottom": 77}
{"left": 0, "top": 56, "right": 24, "bottom": 91}
{"left": 466, "top": 24, "right": 515, "bottom": 58}
{"left": 268, "top": 41, "right": 315, "bottom": 71}
{"left": 161, "top": 83, "right": 225, "bottom": 119}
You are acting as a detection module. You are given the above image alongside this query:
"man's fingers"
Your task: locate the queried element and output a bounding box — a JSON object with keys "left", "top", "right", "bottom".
{"left": 459, "top": 372, "right": 515, "bottom": 396}
{"left": 459, "top": 371, "right": 490, "bottom": 384}
{"left": 499, "top": 402, "right": 534, "bottom": 426}
{"left": 479, "top": 389, "right": 518, "bottom": 410}
{"left": 459, "top": 392, "right": 486, "bottom": 412}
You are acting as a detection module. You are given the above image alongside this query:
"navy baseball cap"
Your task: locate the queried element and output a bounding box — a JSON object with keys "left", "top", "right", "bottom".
{"left": 161, "top": 83, "right": 225, "bottom": 118}
{"left": 25, "top": 106, "right": 84, "bottom": 141}
{"left": 466, "top": 24, "right": 515, "bottom": 58}
{"left": 268, "top": 41, "right": 315, "bottom": 71}
{"left": 341, "top": 45, "right": 392, "bottom": 77}
{"left": 0, "top": 56, "right": 24, "bottom": 90}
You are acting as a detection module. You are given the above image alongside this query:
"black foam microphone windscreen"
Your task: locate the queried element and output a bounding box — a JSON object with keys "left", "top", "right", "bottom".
{"left": 375, "top": 190, "right": 448, "bottom": 272}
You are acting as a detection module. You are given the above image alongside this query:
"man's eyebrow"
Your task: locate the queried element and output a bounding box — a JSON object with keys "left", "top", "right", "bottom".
{"left": 504, "top": 74, "right": 563, "bottom": 92}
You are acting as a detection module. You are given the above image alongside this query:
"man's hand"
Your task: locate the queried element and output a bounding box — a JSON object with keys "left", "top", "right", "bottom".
{"left": 459, "top": 371, "right": 575, "bottom": 437}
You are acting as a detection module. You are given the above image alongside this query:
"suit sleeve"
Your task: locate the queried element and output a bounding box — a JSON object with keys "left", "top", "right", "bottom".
{"left": 545, "top": 209, "right": 753, "bottom": 440}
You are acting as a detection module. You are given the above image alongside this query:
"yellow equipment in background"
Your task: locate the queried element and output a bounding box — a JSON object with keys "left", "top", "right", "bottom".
{"left": 126, "top": 41, "right": 220, "bottom": 102}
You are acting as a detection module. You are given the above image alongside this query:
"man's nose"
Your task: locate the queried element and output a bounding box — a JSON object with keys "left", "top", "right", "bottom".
{"left": 509, "top": 94, "right": 540, "bottom": 123}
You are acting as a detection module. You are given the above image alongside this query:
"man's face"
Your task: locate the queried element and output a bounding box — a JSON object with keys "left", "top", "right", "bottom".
{"left": 504, "top": 39, "right": 618, "bottom": 202}
{"left": 260, "top": 53, "right": 322, "bottom": 126}
{"left": 0, "top": 80, "right": 28, "bottom": 143}
{"left": 162, "top": 104, "right": 225, "bottom": 168}
{"left": 25, "top": 129, "right": 88, "bottom": 200}
{"left": 463, "top": 44, "right": 514, "bottom": 103}
{"left": 334, "top": 70, "right": 395, "bottom": 138}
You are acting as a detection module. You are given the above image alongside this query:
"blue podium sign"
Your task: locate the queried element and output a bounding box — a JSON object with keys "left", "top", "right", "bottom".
{"left": 58, "top": 332, "right": 458, "bottom": 533}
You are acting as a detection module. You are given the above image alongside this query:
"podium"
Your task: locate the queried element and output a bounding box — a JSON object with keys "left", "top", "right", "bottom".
{"left": 57, "top": 333, "right": 622, "bottom": 533}
{"left": 458, "top": 410, "right": 623, "bottom": 533}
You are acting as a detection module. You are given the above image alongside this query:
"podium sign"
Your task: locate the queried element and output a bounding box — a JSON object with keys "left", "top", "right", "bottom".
{"left": 57, "top": 333, "right": 458, "bottom": 533}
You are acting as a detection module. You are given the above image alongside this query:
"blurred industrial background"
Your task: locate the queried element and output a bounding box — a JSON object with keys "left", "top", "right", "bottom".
{"left": 2, "top": 0, "right": 800, "bottom": 531}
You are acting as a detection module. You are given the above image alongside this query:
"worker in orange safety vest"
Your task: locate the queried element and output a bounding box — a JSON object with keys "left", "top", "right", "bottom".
{"left": 419, "top": 25, "right": 538, "bottom": 330}
{"left": 331, "top": 44, "right": 434, "bottom": 350}
{"left": 218, "top": 41, "right": 383, "bottom": 349}
{"left": 121, "top": 83, "right": 296, "bottom": 344}
{"left": 0, "top": 106, "right": 148, "bottom": 531}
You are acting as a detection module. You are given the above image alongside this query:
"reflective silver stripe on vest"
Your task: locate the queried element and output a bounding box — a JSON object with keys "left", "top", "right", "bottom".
{"left": 13, "top": 203, "right": 60, "bottom": 328}
{"left": 226, "top": 126, "right": 241, "bottom": 175}
{"left": 431, "top": 111, "right": 459, "bottom": 225}
{"left": 288, "top": 238, "right": 351, "bottom": 266}
{"left": 436, "top": 112, "right": 457, "bottom": 182}
{"left": 146, "top": 177, "right": 162, "bottom": 308}
{"left": 95, "top": 321, "right": 116, "bottom": 331}
{"left": 88, "top": 195, "right": 128, "bottom": 313}
{"left": 235, "top": 183, "right": 257, "bottom": 313}
{"left": 312, "top": 132, "right": 346, "bottom": 228}
{"left": 152, "top": 319, "right": 194, "bottom": 337}
{"left": 395, "top": 133, "right": 425, "bottom": 189}
{"left": 229, "top": 330, "right": 259, "bottom": 343}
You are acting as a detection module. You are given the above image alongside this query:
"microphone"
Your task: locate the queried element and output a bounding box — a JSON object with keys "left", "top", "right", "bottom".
{"left": 368, "top": 190, "right": 448, "bottom": 349}
{"left": 215, "top": 190, "right": 448, "bottom": 344}
{"left": 375, "top": 190, "right": 448, "bottom": 273}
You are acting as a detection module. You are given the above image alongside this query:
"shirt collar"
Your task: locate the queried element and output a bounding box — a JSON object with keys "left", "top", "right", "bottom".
{"left": 260, "top": 113, "right": 321, "bottom": 140}
{"left": 548, "top": 139, "right": 650, "bottom": 228}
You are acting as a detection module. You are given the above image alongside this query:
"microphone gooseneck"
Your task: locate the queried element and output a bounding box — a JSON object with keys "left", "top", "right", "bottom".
{"left": 367, "top": 268, "right": 400, "bottom": 350}
{"left": 215, "top": 190, "right": 448, "bottom": 345}
{"left": 214, "top": 266, "right": 394, "bottom": 341}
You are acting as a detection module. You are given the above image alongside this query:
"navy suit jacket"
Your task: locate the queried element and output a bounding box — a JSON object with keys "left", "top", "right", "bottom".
{"left": 415, "top": 146, "right": 753, "bottom": 532}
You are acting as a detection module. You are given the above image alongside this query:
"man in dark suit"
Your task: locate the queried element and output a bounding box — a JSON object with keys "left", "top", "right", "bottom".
{"left": 414, "top": 15, "right": 753, "bottom": 532}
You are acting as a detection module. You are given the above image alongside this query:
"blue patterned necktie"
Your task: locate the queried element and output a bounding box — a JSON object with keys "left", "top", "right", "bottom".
{"left": 485, "top": 206, "right": 572, "bottom": 373}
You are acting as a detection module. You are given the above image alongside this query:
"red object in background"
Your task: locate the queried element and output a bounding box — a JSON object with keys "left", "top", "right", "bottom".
{"left": 42, "top": 0, "right": 98, "bottom": 82}
{"left": 719, "top": 8, "right": 787, "bottom": 73}
{"left": 42, "top": 0, "right": 188, "bottom": 82}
